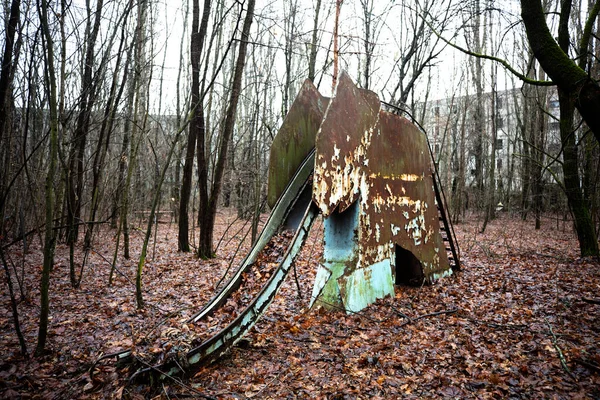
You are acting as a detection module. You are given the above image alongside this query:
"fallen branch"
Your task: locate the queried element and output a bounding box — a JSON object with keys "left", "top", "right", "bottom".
{"left": 545, "top": 318, "right": 577, "bottom": 381}
{"left": 414, "top": 308, "right": 458, "bottom": 321}
{"left": 573, "top": 358, "right": 600, "bottom": 373}
{"left": 581, "top": 297, "right": 600, "bottom": 305}
{"left": 388, "top": 305, "right": 413, "bottom": 322}
{"left": 90, "top": 350, "right": 133, "bottom": 381}
{"left": 398, "top": 308, "right": 457, "bottom": 328}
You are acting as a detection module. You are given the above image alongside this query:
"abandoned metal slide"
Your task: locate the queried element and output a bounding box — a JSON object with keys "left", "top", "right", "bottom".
{"left": 128, "top": 150, "right": 319, "bottom": 380}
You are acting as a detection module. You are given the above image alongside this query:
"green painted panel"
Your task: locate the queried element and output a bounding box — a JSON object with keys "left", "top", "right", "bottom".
{"left": 267, "top": 80, "right": 329, "bottom": 207}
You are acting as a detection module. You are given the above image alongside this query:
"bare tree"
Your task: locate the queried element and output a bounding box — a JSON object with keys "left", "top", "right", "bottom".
{"left": 384, "top": 0, "right": 448, "bottom": 107}
{"left": 308, "top": 0, "right": 322, "bottom": 83}
{"left": 0, "top": 0, "right": 22, "bottom": 236}
{"left": 178, "top": 0, "right": 211, "bottom": 252}
{"left": 197, "top": 0, "right": 256, "bottom": 259}
{"left": 36, "top": 0, "right": 60, "bottom": 356}
{"left": 65, "top": 0, "right": 105, "bottom": 288}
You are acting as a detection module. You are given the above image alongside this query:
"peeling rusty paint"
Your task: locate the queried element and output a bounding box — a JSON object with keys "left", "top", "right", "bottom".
{"left": 311, "top": 72, "right": 451, "bottom": 313}
{"left": 312, "top": 72, "right": 380, "bottom": 216}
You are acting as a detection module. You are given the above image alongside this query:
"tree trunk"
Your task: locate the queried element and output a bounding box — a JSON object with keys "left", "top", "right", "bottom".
{"left": 532, "top": 82, "right": 546, "bottom": 230}
{"left": 66, "top": 0, "right": 104, "bottom": 254}
{"left": 136, "top": 129, "right": 184, "bottom": 308}
{"left": 1, "top": 246, "right": 27, "bottom": 357}
{"left": 520, "top": 89, "right": 531, "bottom": 220}
{"left": 471, "top": 0, "right": 485, "bottom": 209}
{"left": 121, "top": 0, "right": 148, "bottom": 260}
{"left": 551, "top": 0, "right": 598, "bottom": 256}
{"left": 332, "top": 0, "right": 342, "bottom": 92}
{"left": 0, "top": 0, "right": 20, "bottom": 147}
{"left": 0, "top": 0, "right": 21, "bottom": 238}
{"left": 198, "top": 0, "right": 255, "bottom": 259}
{"left": 282, "top": 0, "right": 297, "bottom": 117}
{"left": 80, "top": 6, "right": 132, "bottom": 286}
{"left": 360, "top": 0, "right": 373, "bottom": 90}
{"left": 481, "top": 69, "right": 498, "bottom": 233}
{"left": 179, "top": 0, "right": 210, "bottom": 252}
{"left": 36, "top": 0, "right": 59, "bottom": 356}
{"left": 558, "top": 88, "right": 598, "bottom": 256}
{"left": 308, "top": 0, "right": 322, "bottom": 83}
{"left": 521, "top": 0, "right": 600, "bottom": 146}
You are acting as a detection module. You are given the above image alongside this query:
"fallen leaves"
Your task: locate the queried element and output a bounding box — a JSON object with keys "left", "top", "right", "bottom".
{"left": 1, "top": 211, "right": 599, "bottom": 398}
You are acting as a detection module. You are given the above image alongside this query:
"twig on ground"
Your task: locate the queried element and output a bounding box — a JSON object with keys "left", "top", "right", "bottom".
{"left": 292, "top": 259, "right": 303, "bottom": 300}
{"left": 409, "top": 277, "right": 427, "bottom": 303}
{"left": 128, "top": 356, "right": 217, "bottom": 400}
{"left": 141, "top": 306, "right": 195, "bottom": 342}
{"left": 388, "top": 305, "right": 413, "bottom": 322}
{"left": 312, "top": 299, "right": 382, "bottom": 324}
{"left": 544, "top": 318, "right": 577, "bottom": 381}
{"left": 88, "top": 247, "right": 136, "bottom": 286}
{"left": 398, "top": 308, "right": 458, "bottom": 328}
{"left": 310, "top": 330, "right": 351, "bottom": 339}
{"left": 214, "top": 223, "right": 252, "bottom": 291}
{"left": 413, "top": 308, "right": 458, "bottom": 321}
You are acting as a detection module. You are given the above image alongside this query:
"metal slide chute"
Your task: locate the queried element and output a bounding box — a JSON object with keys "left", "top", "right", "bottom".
{"left": 133, "top": 168, "right": 319, "bottom": 379}
{"left": 188, "top": 149, "right": 315, "bottom": 324}
{"left": 189, "top": 79, "right": 327, "bottom": 324}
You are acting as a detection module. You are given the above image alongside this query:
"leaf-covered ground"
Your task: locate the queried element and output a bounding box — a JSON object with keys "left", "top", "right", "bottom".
{"left": 1, "top": 210, "right": 599, "bottom": 399}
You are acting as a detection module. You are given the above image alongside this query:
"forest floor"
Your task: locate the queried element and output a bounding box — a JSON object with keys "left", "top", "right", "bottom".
{"left": 1, "top": 210, "right": 599, "bottom": 399}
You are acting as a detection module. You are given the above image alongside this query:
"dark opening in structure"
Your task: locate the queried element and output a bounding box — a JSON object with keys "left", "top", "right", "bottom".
{"left": 395, "top": 244, "right": 424, "bottom": 286}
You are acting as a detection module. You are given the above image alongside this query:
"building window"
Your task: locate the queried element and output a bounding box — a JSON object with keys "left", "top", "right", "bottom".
{"left": 549, "top": 100, "right": 560, "bottom": 108}
{"left": 495, "top": 138, "right": 503, "bottom": 150}
{"left": 549, "top": 120, "right": 560, "bottom": 131}
{"left": 497, "top": 158, "right": 503, "bottom": 169}
{"left": 497, "top": 117, "right": 504, "bottom": 129}
{"left": 497, "top": 96, "right": 503, "bottom": 109}
{"left": 434, "top": 106, "right": 440, "bottom": 116}
{"left": 435, "top": 143, "right": 440, "bottom": 154}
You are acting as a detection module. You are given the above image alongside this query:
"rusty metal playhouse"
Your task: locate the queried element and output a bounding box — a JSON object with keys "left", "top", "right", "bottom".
{"left": 268, "top": 72, "right": 460, "bottom": 313}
